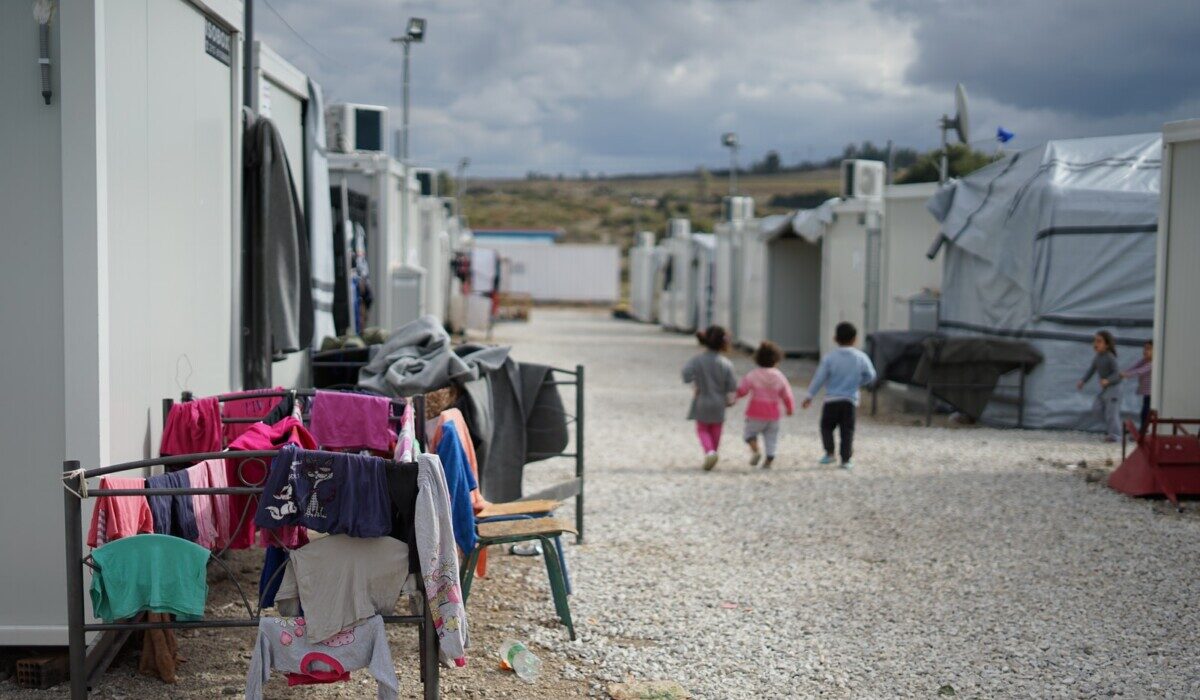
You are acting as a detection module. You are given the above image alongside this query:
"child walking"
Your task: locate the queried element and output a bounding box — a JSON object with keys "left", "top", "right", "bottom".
{"left": 736, "top": 341, "right": 795, "bottom": 469}
{"left": 1121, "top": 340, "right": 1153, "bottom": 434}
{"left": 682, "top": 325, "right": 738, "bottom": 471}
{"left": 801, "top": 322, "right": 876, "bottom": 469}
{"left": 1077, "top": 330, "right": 1123, "bottom": 442}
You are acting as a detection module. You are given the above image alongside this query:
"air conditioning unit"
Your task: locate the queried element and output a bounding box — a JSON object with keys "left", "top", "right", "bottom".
{"left": 412, "top": 168, "right": 437, "bottom": 197}
{"left": 722, "top": 196, "right": 755, "bottom": 222}
{"left": 325, "top": 103, "right": 389, "bottom": 154}
{"left": 840, "top": 159, "right": 885, "bottom": 199}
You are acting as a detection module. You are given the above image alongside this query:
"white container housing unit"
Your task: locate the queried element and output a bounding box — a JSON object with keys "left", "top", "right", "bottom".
{"left": 817, "top": 197, "right": 884, "bottom": 356}
{"left": 658, "top": 219, "right": 696, "bottom": 331}
{"left": 692, "top": 233, "right": 718, "bottom": 331}
{"left": 0, "top": 0, "right": 244, "bottom": 645}
{"left": 327, "top": 146, "right": 426, "bottom": 331}
{"left": 1154, "top": 119, "right": 1200, "bottom": 419}
{"left": 628, "top": 232, "right": 661, "bottom": 322}
{"left": 488, "top": 243, "right": 621, "bottom": 303}
{"left": 736, "top": 210, "right": 824, "bottom": 355}
{"left": 713, "top": 196, "right": 755, "bottom": 339}
{"left": 879, "top": 182, "right": 943, "bottom": 331}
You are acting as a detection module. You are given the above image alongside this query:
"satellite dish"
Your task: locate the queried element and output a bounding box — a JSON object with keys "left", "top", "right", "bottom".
{"left": 937, "top": 83, "right": 970, "bottom": 184}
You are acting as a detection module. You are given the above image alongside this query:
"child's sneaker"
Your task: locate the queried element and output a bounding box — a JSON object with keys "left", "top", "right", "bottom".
{"left": 749, "top": 452, "right": 762, "bottom": 466}
{"left": 840, "top": 460, "right": 853, "bottom": 470}
{"left": 818, "top": 454, "right": 836, "bottom": 465}
{"left": 763, "top": 456, "right": 774, "bottom": 469}
{"left": 702, "top": 452, "right": 719, "bottom": 471}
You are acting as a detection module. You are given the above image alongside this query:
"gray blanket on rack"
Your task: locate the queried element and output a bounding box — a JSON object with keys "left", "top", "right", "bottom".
{"left": 357, "top": 315, "right": 509, "bottom": 396}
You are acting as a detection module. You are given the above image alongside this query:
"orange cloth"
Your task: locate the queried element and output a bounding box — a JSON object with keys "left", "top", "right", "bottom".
{"left": 429, "top": 409, "right": 490, "bottom": 512}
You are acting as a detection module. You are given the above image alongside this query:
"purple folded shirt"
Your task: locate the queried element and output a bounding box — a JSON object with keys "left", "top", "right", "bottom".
{"left": 309, "top": 391, "right": 395, "bottom": 453}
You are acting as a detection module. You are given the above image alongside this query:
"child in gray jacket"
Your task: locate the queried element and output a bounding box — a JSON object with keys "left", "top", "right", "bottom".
{"left": 1077, "top": 330, "right": 1123, "bottom": 442}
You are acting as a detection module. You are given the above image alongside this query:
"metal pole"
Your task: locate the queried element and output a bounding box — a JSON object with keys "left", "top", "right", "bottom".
{"left": 243, "top": 0, "right": 254, "bottom": 109}
{"left": 729, "top": 146, "right": 738, "bottom": 197}
{"left": 402, "top": 40, "right": 411, "bottom": 161}
{"left": 939, "top": 119, "right": 948, "bottom": 185}
{"left": 64, "top": 461, "right": 87, "bottom": 700}
{"left": 575, "top": 364, "right": 585, "bottom": 544}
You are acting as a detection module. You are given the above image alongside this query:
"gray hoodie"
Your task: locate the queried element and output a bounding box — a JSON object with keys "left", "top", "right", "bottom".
{"left": 682, "top": 350, "right": 738, "bottom": 423}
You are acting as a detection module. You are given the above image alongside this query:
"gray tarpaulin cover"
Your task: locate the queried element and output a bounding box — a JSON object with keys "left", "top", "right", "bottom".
{"left": 927, "top": 133, "right": 1160, "bottom": 429}
{"left": 912, "top": 336, "right": 1044, "bottom": 421}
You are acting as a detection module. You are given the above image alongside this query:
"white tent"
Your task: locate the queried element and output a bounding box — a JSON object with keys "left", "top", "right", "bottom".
{"left": 928, "top": 133, "right": 1160, "bottom": 429}
{"left": 1153, "top": 120, "right": 1200, "bottom": 419}
{"left": 879, "top": 183, "right": 942, "bottom": 332}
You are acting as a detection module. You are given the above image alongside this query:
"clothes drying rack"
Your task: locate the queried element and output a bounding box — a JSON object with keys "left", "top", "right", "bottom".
{"left": 61, "top": 397, "right": 441, "bottom": 700}
{"left": 518, "top": 365, "right": 586, "bottom": 543}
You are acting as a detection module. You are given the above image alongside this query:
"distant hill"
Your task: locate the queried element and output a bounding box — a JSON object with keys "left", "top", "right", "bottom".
{"left": 460, "top": 168, "right": 840, "bottom": 250}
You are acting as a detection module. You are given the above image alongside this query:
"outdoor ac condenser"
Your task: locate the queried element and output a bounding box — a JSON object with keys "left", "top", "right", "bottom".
{"left": 325, "top": 103, "right": 389, "bottom": 154}
{"left": 841, "top": 159, "right": 885, "bottom": 199}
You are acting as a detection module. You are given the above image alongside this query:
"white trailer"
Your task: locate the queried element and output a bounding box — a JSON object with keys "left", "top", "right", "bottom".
{"left": 628, "top": 232, "right": 661, "bottom": 322}
{"left": 1154, "top": 119, "right": 1200, "bottom": 419}
{"left": 0, "top": 0, "right": 244, "bottom": 645}
{"left": 692, "top": 234, "right": 718, "bottom": 331}
{"left": 713, "top": 196, "right": 755, "bottom": 339}
{"left": 879, "top": 183, "right": 943, "bottom": 331}
{"left": 818, "top": 198, "right": 884, "bottom": 356}
{"left": 659, "top": 219, "right": 695, "bottom": 331}
{"left": 736, "top": 213, "right": 823, "bottom": 355}
{"left": 488, "top": 243, "right": 620, "bottom": 303}
{"left": 327, "top": 151, "right": 426, "bottom": 331}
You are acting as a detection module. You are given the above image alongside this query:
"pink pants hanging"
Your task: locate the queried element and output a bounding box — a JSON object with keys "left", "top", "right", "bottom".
{"left": 695, "top": 421, "right": 723, "bottom": 453}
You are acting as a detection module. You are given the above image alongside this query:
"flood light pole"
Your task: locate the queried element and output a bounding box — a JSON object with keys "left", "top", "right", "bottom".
{"left": 722, "top": 132, "right": 739, "bottom": 197}
{"left": 391, "top": 17, "right": 426, "bottom": 161}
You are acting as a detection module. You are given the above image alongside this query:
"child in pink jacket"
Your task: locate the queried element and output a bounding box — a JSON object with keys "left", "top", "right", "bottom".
{"left": 736, "top": 341, "right": 795, "bottom": 468}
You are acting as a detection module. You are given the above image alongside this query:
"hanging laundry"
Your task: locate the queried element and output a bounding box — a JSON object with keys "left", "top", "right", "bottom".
{"left": 428, "top": 408, "right": 488, "bottom": 512}
{"left": 432, "top": 423, "right": 478, "bottom": 555}
{"left": 385, "top": 461, "right": 420, "bottom": 574}
{"left": 245, "top": 615, "right": 399, "bottom": 700}
{"left": 225, "top": 417, "right": 316, "bottom": 549}
{"left": 90, "top": 534, "right": 209, "bottom": 622}
{"left": 274, "top": 535, "right": 409, "bottom": 644}
{"left": 86, "top": 477, "right": 154, "bottom": 548}
{"left": 258, "top": 546, "right": 290, "bottom": 610}
{"left": 396, "top": 401, "right": 416, "bottom": 463}
{"left": 195, "top": 459, "right": 233, "bottom": 550}
{"left": 309, "top": 390, "right": 394, "bottom": 453}
{"left": 145, "top": 471, "right": 199, "bottom": 542}
{"left": 221, "top": 389, "right": 284, "bottom": 444}
{"left": 160, "top": 396, "right": 222, "bottom": 457}
{"left": 183, "top": 463, "right": 217, "bottom": 550}
{"left": 255, "top": 446, "right": 391, "bottom": 538}
{"left": 415, "top": 453, "right": 468, "bottom": 667}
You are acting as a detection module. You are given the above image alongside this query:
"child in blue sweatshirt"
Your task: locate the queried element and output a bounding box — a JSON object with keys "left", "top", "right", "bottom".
{"left": 802, "top": 322, "right": 877, "bottom": 469}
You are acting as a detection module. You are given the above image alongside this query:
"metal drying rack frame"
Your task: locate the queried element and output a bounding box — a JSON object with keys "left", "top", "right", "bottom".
{"left": 518, "top": 365, "right": 585, "bottom": 543}
{"left": 61, "top": 396, "right": 441, "bottom": 700}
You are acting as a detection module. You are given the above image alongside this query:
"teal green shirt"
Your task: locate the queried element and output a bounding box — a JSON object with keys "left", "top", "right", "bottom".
{"left": 90, "top": 534, "right": 209, "bottom": 622}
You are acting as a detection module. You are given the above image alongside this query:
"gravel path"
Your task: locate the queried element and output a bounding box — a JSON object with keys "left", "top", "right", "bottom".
{"left": 4, "top": 308, "right": 1198, "bottom": 699}
{"left": 498, "top": 308, "right": 1200, "bottom": 699}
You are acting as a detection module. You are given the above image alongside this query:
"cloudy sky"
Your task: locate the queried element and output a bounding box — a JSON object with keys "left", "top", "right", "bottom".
{"left": 256, "top": 0, "right": 1200, "bottom": 177}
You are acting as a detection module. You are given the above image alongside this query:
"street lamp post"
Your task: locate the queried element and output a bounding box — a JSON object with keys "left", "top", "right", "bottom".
{"left": 455, "top": 157, "right": 470, "bottom": 222}
{"left": 721, "top": 132, "right": 739, "bottom": 198}
{"left": 391, "top": 17, "right": 426, "bottom": 161}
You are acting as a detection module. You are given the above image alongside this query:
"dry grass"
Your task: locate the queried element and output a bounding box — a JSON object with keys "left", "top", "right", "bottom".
{"left": 460, "top": 169, "right": 840, "bottom": 249}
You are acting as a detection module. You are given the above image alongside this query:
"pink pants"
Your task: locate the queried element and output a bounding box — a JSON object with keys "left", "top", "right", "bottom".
{"left": 695, "top": 421, "right": 723, "bottom": 453}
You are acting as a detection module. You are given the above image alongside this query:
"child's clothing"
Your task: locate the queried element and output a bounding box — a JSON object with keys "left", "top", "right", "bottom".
{"left": 1081, "top": 351, "right": 1122, "bottom": 440}
{"left": 819, "top": 402, "right": 856, "bottom": 463}
{"left": 1124, "top": 356, "right": 1153, "bottom": 433}
{"left": 806, "top": 347, "right": 876, "bottom": 463}
{"left": 737, "top": 367, "right": 794, "bottom": 458}
{"left": 743, "top": 419, "right": 780, "bottom": 457}
{"left": 682, "top": 350, "right": 737, "bottom": 453}
{"left": 696, "top": 422, "right": 723, "bottom": 453}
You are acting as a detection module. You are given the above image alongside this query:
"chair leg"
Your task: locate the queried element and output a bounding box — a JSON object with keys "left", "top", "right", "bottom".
{"left": 540, "top": 537, "right": 575, "bottom": 640}
{"left": 554, "top": 536, "right": 572, "bottom": 595}
{"left": 460, "top": 546, "right": 482, "bottom": 603}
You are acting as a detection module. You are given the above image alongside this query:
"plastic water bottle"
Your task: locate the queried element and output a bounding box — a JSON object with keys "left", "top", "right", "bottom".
{"left": 498, "top": 639, "right": 541, "bottom": 683}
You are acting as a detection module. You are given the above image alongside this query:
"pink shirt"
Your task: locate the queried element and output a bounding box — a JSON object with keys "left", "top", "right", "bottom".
{"left": 736, "top": 368, "right": 795, "bottom": 421}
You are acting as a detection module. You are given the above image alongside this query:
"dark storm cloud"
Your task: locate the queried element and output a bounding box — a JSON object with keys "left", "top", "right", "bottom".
{"left": 886, "top": 0, "right": 1200, "bottom": 117}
